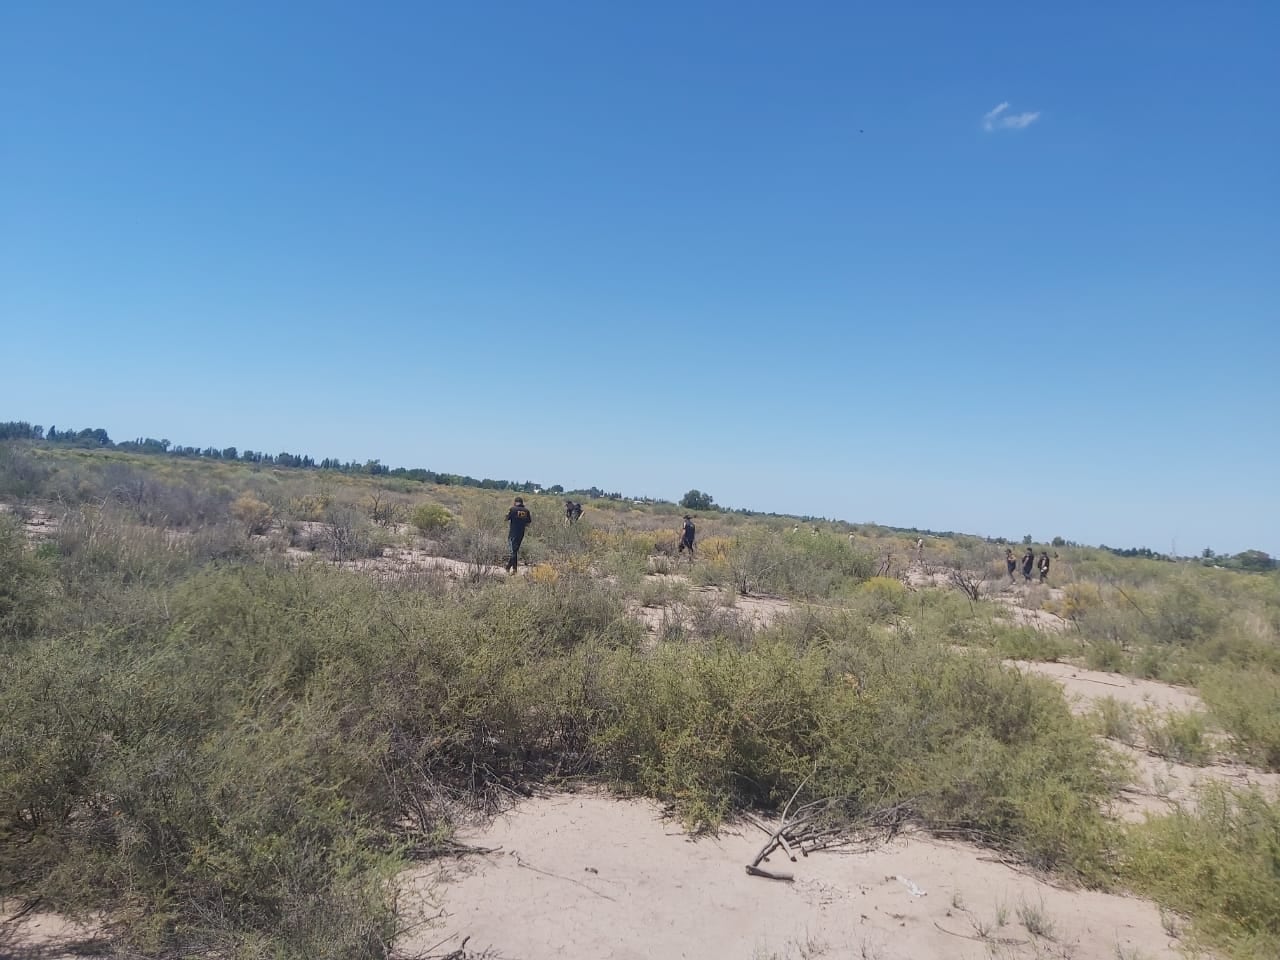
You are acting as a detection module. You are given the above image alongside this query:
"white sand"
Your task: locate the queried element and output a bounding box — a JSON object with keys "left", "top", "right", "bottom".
{"left": 402, "top": 792, "right": 1184, "bottom": 960}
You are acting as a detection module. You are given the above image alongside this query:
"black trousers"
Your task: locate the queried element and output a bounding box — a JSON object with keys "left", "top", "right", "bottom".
{"left": 508, "top": 532, "right": 525, "bottom": 570}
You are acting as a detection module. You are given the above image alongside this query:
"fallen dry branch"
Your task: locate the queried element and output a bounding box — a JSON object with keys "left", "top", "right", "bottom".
{"left": 744, "top": 864, "right": 795, "bottom": 881}
{"left": 745, "top": 797, "right": 915, "bottom": 880}
{"left": 933, "top": 921, "right": 1027, "bottom": 947}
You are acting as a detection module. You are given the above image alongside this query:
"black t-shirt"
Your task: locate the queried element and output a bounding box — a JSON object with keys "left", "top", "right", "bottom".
{"left": 507, "top": 505, "right": 532, "bottom": 536}
{"left": 682, "top": 520, "right": 696, "bottom": 542}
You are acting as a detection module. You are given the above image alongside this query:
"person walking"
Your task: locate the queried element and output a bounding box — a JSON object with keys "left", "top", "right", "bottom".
{"left": 1038, "top": 551, "right": 1051, "bottom": 583}
{"left": 505, "top": 497, "right": 532, "bottom": 573}
{"left": 678, "top": 514, "right": 696, "bottom": 557}
{"left": 1021, "top": 547, "right": 1035, "bottom": 583}
{"left": 1005, "top": 548, "right": 1018, "bottom": 583}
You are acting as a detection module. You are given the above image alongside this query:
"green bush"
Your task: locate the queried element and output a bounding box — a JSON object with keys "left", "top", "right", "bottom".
{"left": 0, "top": 442, "right": 52, "bottom": 497}
{"left": 991, "top": 624, "right": 1072, "bottom": 662}
{"left": 410, "top": 502, "right": 453, "bottom": 535}
{"left": 593, "top": 622, "right": 1121, "bottom": 879}
{"left": 856, "top": 576, "right": 908, "bottom": 622}
{"left": 1201, "top": 668, "right": 1280, "bottom": 771}
{"left": 1091, "top": 696, "right": 1138, "bottom": 745}
{"left": 1124, "top": 786, "right": 1280, "bottom": 960}
{"left": 0, "top": 515, "right": 50, "bottom": 641}
{"left": 1136, "top": 709, "right": 1214, "bottom": 765}
{"left": 1085, "top": 640, "right": 1130, "bottom": 673}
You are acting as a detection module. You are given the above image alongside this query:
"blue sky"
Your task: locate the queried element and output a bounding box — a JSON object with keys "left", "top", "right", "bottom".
{"left": 2, "top": 2, "right": 1277, "bottom": 554}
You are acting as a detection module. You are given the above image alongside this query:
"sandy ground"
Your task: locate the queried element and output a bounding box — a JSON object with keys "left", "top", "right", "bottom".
{"left": 284, "top": 543, "right": 519, "bottom": 582}
{"left": 633, "top": 580, "right": 796, "bottom": 636}
{"left": 1006, "top": 660, "right": 1204, "bottom": 715}
{"left": 0, "top": 502, "right": 59, "bottom": 542}
{"left": 992, "top": 597, "right": 1071, "bottom": 633}
{"left": 1107, "top": 742, "right": 1280, "bottom": 822}
{"left": 1, "top": 909, "right": 108, "bottom": 960}
{"left": 403, "top": 792, "right": 1184, "bottom": 960}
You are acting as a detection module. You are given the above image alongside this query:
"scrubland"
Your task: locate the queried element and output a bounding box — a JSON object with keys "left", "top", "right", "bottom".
{"left": 1, "top": 443, "right": 1277, "bottom": 959}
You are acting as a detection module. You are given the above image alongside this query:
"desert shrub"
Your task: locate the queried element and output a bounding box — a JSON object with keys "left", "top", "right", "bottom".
{"left": 323, "top": 505, "right": 384, "bottom": 562}
{"left": 285, "top": 491, "right": 332, "bottom": 522}
{"left": 1152, "top": 581, "right": 1223, "bottom": 646}
{"left": 366, "top": 490, "right": 408, "bottom": 527}
{"left": 0, "top": 515, "right": 51, "bottom": 640}
{"left": 724, "top": 529, "right": 872, "bottom": 599}
{"left": 1123, "top": 785, "right": 1280, "bottom": 960}
{"left": 52, "top": 506, "right": 201, "bottom": 595}
{"left": 594, "top": 621, "right": 1121, "bottom": 879}
{"left": 1200, "top": 668, "right": 1280, "bottom": 770}
{"left": 438, "top": 523, "right": 506, "bottom": 574}
{"left": 1090, "top": 696, "right": 1139, "bottom": 745}
{"left": 1045, "top": 581, "right": 1103, "bottom": 621}
{"left": 856, "top": 576, "right": 907, "bottom": 622}
{"left": 1085, "top": 640, "right": 1130, "bottom": 673}
{"left": 1136, "top": 709, "right": 1214, "bottom": 765}
{"left": 990, "top": 624, "right": 1072, "bottom": 662}
{"left": 230, "top": 491, "right": 274, "bottom": 535}
{"left": 0, "top": 442, "right": 52, "bottom": 497}
{"left": 410, "top": 502, "right": 453, "bottom": 536}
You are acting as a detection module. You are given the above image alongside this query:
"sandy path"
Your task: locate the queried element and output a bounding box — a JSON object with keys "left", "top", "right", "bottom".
{"left": 403, "top": 793, "right": 1182, "bottom": 960}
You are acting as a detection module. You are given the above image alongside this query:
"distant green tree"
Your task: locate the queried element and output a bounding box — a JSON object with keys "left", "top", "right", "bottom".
{"left": 681, "top": 489, "right": 715, "bottom": 511}
{"left": 1051, "top": 536, "right": 1066, "bottom": 548}
{"left": 1022, "top": 534, "right": 1033, "bottom": 545}
{"left": 1231, "top": 550, "right": 1275, "bottom": 572}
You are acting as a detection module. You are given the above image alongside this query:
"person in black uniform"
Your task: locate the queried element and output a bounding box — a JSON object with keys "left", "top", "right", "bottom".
{"left": 1005, "top": 548, "right": 1018, "bottom": 583}
{"left": 1021, "top": 547, "right": 1035, "bottom": 583}
{"left": 678, "top": 514, "right": 696, "bottom": 557}
{"left": 1038, "top": 551, "right": 1051, "bottom": 583}
{"left": 505, "top": 497, "right": 532, "bottom": 573}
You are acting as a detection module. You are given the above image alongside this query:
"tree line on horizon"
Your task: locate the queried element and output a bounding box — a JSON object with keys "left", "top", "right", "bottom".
{"left": 2, "top": 419, "right": 1273, "bottom": 568}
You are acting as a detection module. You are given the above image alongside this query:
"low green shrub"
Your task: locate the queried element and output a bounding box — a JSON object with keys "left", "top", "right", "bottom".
{"left": 991, "top": 624, "right": 1072, "bottom": 662}
{"left": 1084, "top": 640, "right": 1130, "bottom": 673}
{"left": 856, "top": 576, "right": 908, "bottom": 622}
{"left": 1136, "top": 709, "right": 1214, "bottom": 765}
{"left": 1091, "top": 696, "right": 1138, "bottom": 745}
{"left": 410, "top": 502, "right": 452, "bottom": 535}
{"left": 1201, "top": 668, "right": 1280, "bottom": 771}
{"left": 1123, "top": 786, "right": 1280, "bottom": 960}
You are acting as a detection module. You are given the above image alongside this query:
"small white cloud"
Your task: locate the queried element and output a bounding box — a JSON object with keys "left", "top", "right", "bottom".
{"left": 982, "top": 102, "right": 1040, "bottom": 132}
{"left": 1001, "top": 111, "right": 1040, "bottom": 129}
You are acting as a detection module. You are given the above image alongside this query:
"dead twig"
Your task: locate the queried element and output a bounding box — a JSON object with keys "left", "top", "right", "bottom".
{"left": 933, "top": 921, "right": 1026, "bottom": 946}
{"left": 2, "top": 897, "right": 42, "bottom": 926}
{"left": 745, "top": 864, "right": 795, "bottom": 881}
{"left": 512, "top": 853, "right": 616, "bottom": 901}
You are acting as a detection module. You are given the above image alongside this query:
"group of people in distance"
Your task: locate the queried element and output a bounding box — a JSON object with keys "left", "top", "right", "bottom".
{"left": 1006, "top": 547, "right": 1050, "bottom": 584}
{"left": 501, "top": 497, "right": 698, "bottom": 574}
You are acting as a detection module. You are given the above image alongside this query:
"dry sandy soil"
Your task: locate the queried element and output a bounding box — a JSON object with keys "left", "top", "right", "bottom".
{"left": 1, "top": 909, "right": 108, "bottom": 960}
{"left": 1108, "top": 743, "right": 1280, "bottom": 822}
{"left": 1004, "top": 661, "right": 1204, "bottom": 716}
{"left": 403, "top": 792, "right": 1184, "bottom": 960}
